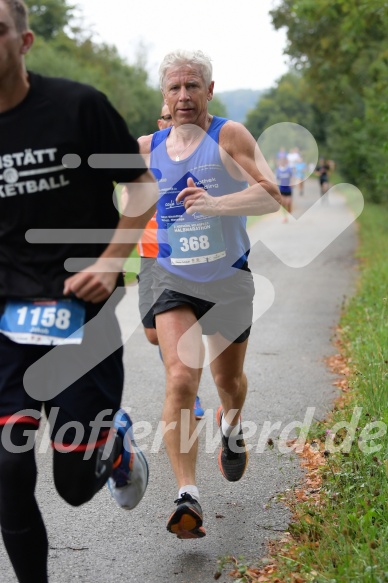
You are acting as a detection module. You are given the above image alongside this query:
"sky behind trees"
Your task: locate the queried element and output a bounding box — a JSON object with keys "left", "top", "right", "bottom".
{"left": 74, "top": 0, "right": 289, "bottom": 92}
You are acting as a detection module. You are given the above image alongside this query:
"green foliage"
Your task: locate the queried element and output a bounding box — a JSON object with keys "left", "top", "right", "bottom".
{"left": 25, "top": 6, "right": 161, "bottom": 138}
{"left": 24, "top": 1, "right": 231, "bottom": 139}
{"left": 244, "top": 71, "right": 323, "bottom": 168}
{"left": 269, "top": 0, "right": 388, "bottom": 203}
{"left": 208, "top": 96, "right": 228, "bottom": 118}
{"left": 26, "top": 0, "right": 72, "bottom": 40}
{"left": 316, "top": 201, "right": 388, "bottom": 580}
{"left": 245, "top": 71, "right": 318, "bottom": 138}
{"left": 239, "top": 202, "right": 388, "bottom": 583}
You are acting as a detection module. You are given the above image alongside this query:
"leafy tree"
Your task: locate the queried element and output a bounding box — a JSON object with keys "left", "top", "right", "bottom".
{"left": 208, "top": 96, "right": 228, "bottom": 118}
{"left": 25, "top": 0, "right": 162, "bottom": 138}
{"left": 270, "top": 0, "right": 388, "bottom": 202}
{"left": 245, "top": 72, "right": 321, "bottom": 150}
{"left": 26, "top": 0, "right": 73, "bottom": 40}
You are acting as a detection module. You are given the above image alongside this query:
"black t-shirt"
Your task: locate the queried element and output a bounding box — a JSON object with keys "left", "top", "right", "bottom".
{"left": 316, "top": 164, "right": 329, "bottom": 181}
{"left": 0, "top": 72, "right": 147, "bottom": 298}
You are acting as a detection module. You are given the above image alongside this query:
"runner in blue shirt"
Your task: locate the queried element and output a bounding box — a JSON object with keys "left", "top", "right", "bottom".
{"left": 138, "top": 49, "right": 281, "bottom": 539}
{"left": 276, "top": 155, "right": 294, "bottom": 222}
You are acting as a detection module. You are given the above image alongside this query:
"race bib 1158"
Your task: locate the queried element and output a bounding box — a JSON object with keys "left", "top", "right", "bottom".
{"left": 0, "top": 298, "right": 86, "bottom": 345}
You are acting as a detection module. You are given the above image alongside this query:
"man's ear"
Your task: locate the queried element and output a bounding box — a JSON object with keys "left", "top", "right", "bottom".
{"left": 207, "top": 81, "right": 215, "bottom": 101}
{"left": 20, "top": 31, "right": 34, "bottom": 55}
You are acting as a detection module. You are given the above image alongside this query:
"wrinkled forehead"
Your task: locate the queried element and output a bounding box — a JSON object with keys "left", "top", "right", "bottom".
{"left": 164, "top": 64, "right": 204, "bottom": 85}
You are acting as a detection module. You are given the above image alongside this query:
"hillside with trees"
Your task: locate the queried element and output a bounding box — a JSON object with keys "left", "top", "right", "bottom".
{"left": 246, "top": 0, "right": 388, "bottom": 203}
{"left": 25, "top": 1, "right": 387, "bottom": 204}
{"left": 217, "top": 89, "right": 266, "bottom": 123}
{"left": 24, "top": 0, "right": 227, "bottom": 137}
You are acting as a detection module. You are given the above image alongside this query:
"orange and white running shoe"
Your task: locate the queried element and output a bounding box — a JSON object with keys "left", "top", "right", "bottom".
{"left": 166, "top": 493, "right": 206, "bottom": 539}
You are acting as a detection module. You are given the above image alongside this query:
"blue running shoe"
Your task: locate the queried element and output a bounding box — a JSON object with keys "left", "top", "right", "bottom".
{"left": 193, "top": 395, "right": 205, "bottom": 420}
{"left": 108, "top": 409, "right": 149, "bottom": 510}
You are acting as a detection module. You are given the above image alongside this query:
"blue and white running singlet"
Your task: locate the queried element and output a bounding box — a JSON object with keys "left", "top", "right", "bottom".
{"left": 150, "top": 116, "right": 250, "bottom": 282}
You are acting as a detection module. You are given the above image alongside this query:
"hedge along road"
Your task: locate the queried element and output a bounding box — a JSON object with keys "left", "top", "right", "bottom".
{"left": 0, "top": 178, "right": 359, "bottom": 583}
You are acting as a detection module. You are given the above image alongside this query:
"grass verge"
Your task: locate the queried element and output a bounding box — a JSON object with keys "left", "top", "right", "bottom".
{"left": 123, "top": 250, "right": 140, "bottom": 285}
{"left": 221, "top": 201, "right": 388, "bottom": 582}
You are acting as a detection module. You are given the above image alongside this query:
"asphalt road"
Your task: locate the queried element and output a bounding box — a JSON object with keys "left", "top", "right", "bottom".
{"left": 0, "top": 179, "right": 359, "bottom": 583}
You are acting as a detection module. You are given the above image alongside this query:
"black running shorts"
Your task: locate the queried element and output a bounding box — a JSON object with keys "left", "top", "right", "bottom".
{"left": 151, "top": 263, "right": 255, "bottom": 343}
{"left": 0, "top": 301, "right": 123, "bottom": 451}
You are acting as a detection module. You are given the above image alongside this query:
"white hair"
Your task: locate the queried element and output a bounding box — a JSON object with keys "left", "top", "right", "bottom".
{"left": 159, "top": 50, "right": 213, "bottom": 90}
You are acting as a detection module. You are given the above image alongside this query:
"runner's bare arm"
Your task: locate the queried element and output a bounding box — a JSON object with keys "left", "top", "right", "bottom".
{"left": 138, "top": 134, "right": 153, "bottom": 159}
{"left": 177, "top": 121, "right": 281, "bottom": 216}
